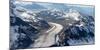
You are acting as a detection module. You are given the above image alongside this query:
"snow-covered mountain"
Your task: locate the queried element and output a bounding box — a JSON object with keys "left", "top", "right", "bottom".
{"left": 62, "top": 9, "right": 94, "bottom": 46}
{"left": 44, "top": 9, "right": 94, "bottom": 46}
{"left": 56, "top": 9, "right": 81, "bottom": 21}
{"left": 10, "top": 1, "right": 50, "bottom": 49}
{"left": 10, "top": 0, "right": 94, "bottom": 49}
{"left": 35, "top": 9, "right": 65, "bottom": 21}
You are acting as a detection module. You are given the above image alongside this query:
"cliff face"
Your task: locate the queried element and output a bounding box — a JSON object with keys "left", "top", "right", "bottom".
{"left": 10, "top": 1, "right": 50, "bottom": 49}
{"left": 51, "top": 9, "right": 94, "bottom": 46}
{"left": 62, "top": 12, "right": 94, "bottom": 46}
{"left": 10, "top": 17, "right": 38, "bottom": 49}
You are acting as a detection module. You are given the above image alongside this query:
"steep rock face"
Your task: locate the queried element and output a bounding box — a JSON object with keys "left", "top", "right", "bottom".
{"left": 63, "top": 11, "right": 94, "bottom": 46}
{"left": 52, "top": 9, "right": 95, "bottom": 46}
{"left": 10, "top": 1, "right": 51, "bottom": 49}
{"left": 10, "top": 1, "right": 39, "bottom": 49}
{"left": 10, "top": 16, "right": 39, "bottom": 49}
